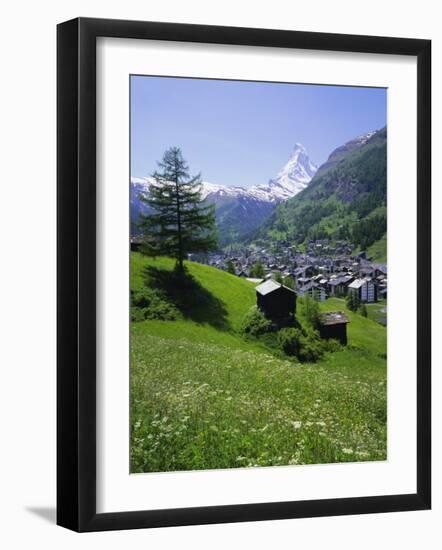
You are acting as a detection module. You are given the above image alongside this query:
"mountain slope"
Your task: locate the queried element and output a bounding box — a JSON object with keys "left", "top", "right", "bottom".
{"left": 130, "top": 253, "right": 386, "bottom": 472}
{"left": 254, "top": 128, "right": 387, "bottom": 252}
{"left": 131, "top": 143, "right": 317, "bottom": 244}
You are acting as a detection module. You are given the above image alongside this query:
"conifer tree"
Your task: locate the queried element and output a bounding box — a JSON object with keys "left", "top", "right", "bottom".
{"left": 346, "top": 290, "right": 360, "bottom": 312}
{"left": 249, "top": 260, "right": 265, "bottom": 279}
{"left": 139, "top": 147, "right": 217, "bottom": 271}
{"left": 303, "top": 293, "right": 320, "bottom": 329}
{"left": 226, "top": 260, "right": 236, "bottom": 275}
{"left": 274, "top": 271, "right": 283, "bottom": 284}
{"left": 283, "top": 276, "right": 295, "bottom": 290}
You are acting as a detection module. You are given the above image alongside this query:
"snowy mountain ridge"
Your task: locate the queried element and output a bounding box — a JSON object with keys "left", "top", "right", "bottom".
{"left": 131, "top": 143, "right": 317, "bottom": 205}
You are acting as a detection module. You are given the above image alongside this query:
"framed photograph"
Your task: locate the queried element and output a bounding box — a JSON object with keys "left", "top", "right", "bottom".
{"left": 57, "top": 17, "right": 431, "bottom": 532}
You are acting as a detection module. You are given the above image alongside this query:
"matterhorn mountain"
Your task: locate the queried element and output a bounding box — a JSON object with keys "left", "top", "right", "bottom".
{"left": 131, "top": 144, "right": 317, "bottom": 244}
{"left": 251, "top": 143, "right": 318, "bottom": 201}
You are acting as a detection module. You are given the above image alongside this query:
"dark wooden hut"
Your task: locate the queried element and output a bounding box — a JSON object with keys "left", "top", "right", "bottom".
{"left": 255, "top": 280, "right": 296, "bottom": 325}
{"left": 130, "top": 236, "right": 144, "bottom": 252}
{"left": 318, "top": 311, "right": 349, "bottom": 345}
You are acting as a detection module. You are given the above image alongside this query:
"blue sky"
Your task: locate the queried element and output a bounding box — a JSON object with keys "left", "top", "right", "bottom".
{"left": 131, "top": 76, "right": 386, "bottom": 188}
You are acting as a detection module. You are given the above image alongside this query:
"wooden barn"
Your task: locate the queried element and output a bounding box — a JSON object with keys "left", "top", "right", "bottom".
{"left": 255, "top": 280, "right": 296, "bottom": 325}
{"left": 130, "top": 236, "right": 144, "bottom": 252}
{"left": 318, "top": 311, "right": 349, "bottom": 345}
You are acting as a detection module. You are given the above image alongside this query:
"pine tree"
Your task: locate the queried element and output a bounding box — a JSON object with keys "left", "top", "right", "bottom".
{"left": 303, "top": 293, "right": 320, "bottom": 329}
{"left": 226, "top": 260, "right": 236, "bottom": 275}
{"left": 359, "top": 303, "right": 368, "bottom": 317}
{"left": 283, "top": 276, "right": 295, "bottom": 290}
{"left": 346, "top": 290, "right": 360, "bottom": 312}
{"left": 139, "top": 147, "right": 217, "bottom": 271}
{"left": 274, "top": 271, "right": 283, "bottom": 284}
{"left": 346, "top": 292, "right": 355, "bottom": 312}
{"left": 249, "top": 260, "right": 265, "bottom": 279}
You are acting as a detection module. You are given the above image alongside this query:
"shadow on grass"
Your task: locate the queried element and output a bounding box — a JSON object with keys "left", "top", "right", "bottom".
{"left": 143, "top": 265, "right": 230, "bottom": 330}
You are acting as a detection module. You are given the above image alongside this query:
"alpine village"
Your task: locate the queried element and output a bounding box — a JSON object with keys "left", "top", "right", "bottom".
{"left": 130, "top": 127, "right": 388, "bottom": 473}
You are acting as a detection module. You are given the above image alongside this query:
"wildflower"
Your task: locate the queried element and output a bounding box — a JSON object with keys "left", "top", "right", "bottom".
{"left": 356, "top": 451, "right": 370, "bottom": 458}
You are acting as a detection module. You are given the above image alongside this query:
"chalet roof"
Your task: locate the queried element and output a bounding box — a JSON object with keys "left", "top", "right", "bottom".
{"left": 130, "top": 236, "right": 144, "bottom": 244}
{"left": 319, "top": 311, "right": 349, "bottom": 326}
{"left": 256, "top": 280, "right": 295, "bottom": 296}
{"left": 348, "top": 278, "right": 366, "bottom": 289}
{"left": 328, "top": 278, "right": 344, "bottom": 286}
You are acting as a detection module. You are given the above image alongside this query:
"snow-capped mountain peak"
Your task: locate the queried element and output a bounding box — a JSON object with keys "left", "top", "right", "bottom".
{"left": 250, "top": 143, "right": 317, "bottom": 201}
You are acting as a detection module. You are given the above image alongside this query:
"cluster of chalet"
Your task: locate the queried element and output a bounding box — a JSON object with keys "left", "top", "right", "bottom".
{"left": 255, "top": 279, "right": 349, "bottom": 346}
{"left": 201, "top": 239, "right": 387, "bottom": 305}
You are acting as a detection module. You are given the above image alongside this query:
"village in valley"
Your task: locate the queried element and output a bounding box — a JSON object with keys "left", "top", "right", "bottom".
{"left": 194, "top": 237, "right": 387, "bottom": 326}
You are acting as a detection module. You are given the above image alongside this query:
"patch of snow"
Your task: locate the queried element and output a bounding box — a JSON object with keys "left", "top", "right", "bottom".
{"left": 352, "top": 130, "right": 376, "bottom": 146}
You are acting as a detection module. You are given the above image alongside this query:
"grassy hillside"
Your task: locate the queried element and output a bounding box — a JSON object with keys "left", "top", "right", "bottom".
{"left": 130, "top": 254, "right": 387, "bottom": 473}
{"left": 367, "top": 233, "right": 387, "bottom": 263}
{"left": 131, "top": 253, "right": 259, "bottom": 350}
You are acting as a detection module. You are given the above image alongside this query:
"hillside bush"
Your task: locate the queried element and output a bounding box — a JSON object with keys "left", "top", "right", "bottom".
{"left": 240, "top": 307, "right": 272, "bottom": 337}
{"left": 131, "top": 287, "right": 180, "bottom": 321}
{"left": 131, "top": 307, "right": 146, "bottom": 323}
{"left": 277, "top": 325, "right": 325, "bottom": 363}
{"left": 297, "top": 331, "right": 324, "bottom": 362}
{"left": 322, "top": 338, "right": 343, "bottom": 353}
{"left": 277, "top": 328, "right": 303, "bottom": 356}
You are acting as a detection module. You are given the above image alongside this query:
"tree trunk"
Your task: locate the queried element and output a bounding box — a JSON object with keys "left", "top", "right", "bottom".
{"left": 174, "top": 171, "right": 184, "bottom": 271}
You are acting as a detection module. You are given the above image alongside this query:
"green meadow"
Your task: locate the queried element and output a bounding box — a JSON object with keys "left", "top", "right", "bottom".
{"left": 130, "top": 253, "right": 387, "bottom": 473}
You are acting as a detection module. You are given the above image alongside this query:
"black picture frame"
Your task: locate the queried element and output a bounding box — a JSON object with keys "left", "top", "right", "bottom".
{"left": 57, "top": 17, "right": 431, "bottom": 532}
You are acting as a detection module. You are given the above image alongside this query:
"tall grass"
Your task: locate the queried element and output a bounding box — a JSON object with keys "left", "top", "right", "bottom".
{"left": 131, "top": 334, "right": 386, "bottom": 472}
{"left": 130, "top": 254, "right": 387, "bottom": 473}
